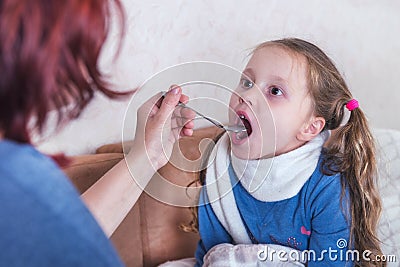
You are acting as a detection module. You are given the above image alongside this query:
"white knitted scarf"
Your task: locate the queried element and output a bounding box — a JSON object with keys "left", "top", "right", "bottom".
{"left": 204, "top": 131, "right": 329, "bottom": 244}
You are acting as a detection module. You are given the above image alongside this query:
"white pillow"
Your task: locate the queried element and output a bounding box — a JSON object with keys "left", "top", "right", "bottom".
{"left": 374, "top": 129, "right": 400, "bottom": 266}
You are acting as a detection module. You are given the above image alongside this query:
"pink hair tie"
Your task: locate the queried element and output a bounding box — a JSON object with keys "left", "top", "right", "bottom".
{"left": 346, "top": 99, "right": 359, "bottom": 111}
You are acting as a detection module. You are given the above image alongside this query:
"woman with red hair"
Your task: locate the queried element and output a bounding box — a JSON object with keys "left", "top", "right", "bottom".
{"left": 0, "top": 0, "right": 194, "bottom": 266}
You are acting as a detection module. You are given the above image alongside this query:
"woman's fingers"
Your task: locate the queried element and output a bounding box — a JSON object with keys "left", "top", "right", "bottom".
{"left": 181, "top": 127, "right": 194, "bottom": 137}
{"left": 179, "top": 93, "right": 189, "bottom": 104}
{"left": 155, "top": 86, "right": 182, "bottom": 123}
{"left": 171, "top": 107, "right": 196, "bottom": 137}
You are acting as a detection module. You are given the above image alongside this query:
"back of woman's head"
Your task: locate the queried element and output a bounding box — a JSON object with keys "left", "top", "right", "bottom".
{"left": 256, "top": 38, "right": 383, "bottom": 266}
{"left": 0, "top": 0, "right": 125, "bottom": 143}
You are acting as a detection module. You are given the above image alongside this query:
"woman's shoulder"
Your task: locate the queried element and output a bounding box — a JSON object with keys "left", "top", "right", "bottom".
{"left": 1, "top": 139, "right": 63, "bottom": 175}
{"left": 0, "top": 139, "right": 52, "bottom": 169}
{"left": 0, "top": 139, "right": 79, "bottom": 208}
{"left": 0, "top": 139, "right": 102, "bottom": 238}
{"left": 0, "top": 140, "right": 123, "bottom": 266}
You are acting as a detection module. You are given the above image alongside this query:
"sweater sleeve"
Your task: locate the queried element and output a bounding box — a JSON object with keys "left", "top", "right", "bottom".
{"left": 195, "top": 187, "right": 233, "bottom": 267}
{"left": 307, "top": 173, "right": 353, "bottom": 266}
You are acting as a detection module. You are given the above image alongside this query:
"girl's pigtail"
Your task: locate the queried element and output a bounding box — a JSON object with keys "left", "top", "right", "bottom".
{"left": 325, "top": 104, "right": 384, "bottom": 266}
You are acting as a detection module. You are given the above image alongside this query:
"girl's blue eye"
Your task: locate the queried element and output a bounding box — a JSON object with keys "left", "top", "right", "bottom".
{"left": 270, "top": 87, "right": 283, "bottom": 96}
{"left": 240, "top": 78, "right": 254, "bottom": 89}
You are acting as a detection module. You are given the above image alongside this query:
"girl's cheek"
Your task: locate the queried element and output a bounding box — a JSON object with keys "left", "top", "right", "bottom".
{"left": 228, "top": 94, "right": 239, "bottom": 122}
{"left": 229, "top": 94, "right": 238, "bottom": 109}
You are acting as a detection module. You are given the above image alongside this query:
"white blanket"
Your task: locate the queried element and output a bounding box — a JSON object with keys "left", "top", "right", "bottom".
{"left": 159, "top": 243, "right": 306, "bottom": 267}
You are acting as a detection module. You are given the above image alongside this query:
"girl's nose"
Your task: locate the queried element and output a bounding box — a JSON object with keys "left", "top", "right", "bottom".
{"left": 239, "top": 95, "right": 253, "bottom": 106}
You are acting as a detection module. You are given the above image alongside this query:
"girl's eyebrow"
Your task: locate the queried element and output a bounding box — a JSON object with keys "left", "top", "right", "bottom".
{"left": 241, "top": 68, "right": 291, "bottom": 92}
{"left": 241, "top": 68, "right": 255, "bottom": 78}
{"left": 242, "top": 68, "right": 288, "bottom": 85}
{"left": 269, "top": 75, "right": 288, "bottom": 85}
{"left": 269, "top": 75, "right": 291, "bottom": 93}
{"left": 243, "top": 69, "right": 288, "bottom": 85}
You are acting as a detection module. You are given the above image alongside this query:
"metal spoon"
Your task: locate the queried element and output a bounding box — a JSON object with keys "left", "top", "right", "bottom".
{"left": 161, "top": 91, "right": 247, "bottom": 133}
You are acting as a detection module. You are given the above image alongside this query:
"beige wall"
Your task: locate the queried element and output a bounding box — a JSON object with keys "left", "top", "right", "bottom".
{"left": 36, "top": 0, "right": 400, "bottom": 155}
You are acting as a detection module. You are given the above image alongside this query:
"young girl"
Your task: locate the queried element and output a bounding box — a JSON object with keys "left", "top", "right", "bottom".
{"left": 187, "top": 38, "right": 383, "bottom": 266}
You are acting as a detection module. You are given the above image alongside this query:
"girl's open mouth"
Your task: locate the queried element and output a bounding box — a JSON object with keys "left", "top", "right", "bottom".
{"left": 233, "top": 111, "right": 252, "bottom": 143}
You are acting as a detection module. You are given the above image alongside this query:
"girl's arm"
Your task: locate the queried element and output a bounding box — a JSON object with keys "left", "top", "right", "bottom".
{"left": 195, "top": 187, "right": 233, "bottom": 266}
{"left": 307, "top": 173, "right": 352, "bottom": 266}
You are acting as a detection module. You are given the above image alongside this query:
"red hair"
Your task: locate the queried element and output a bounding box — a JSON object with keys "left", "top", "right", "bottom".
{"left": 0, "top": 0, "right": 128, "bottom": 144}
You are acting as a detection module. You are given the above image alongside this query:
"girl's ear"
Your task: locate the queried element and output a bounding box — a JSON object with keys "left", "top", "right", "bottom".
{"left": 297, "top": 116, "right": 325, "bottom": 142}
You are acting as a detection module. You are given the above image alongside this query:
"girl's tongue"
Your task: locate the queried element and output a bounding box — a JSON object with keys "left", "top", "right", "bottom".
{"left": 239, "top": 114, "right": 252, "bottom": 136}
{"left": 235, "top": 113, "right": 252, "bottom": 140}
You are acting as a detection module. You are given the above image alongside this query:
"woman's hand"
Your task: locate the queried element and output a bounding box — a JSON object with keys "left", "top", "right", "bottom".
{"left": 83, "top": 85, "right": 195, "bottom": 236}
{"left": 130, "top": 85, "right": 195, "bottom": 170}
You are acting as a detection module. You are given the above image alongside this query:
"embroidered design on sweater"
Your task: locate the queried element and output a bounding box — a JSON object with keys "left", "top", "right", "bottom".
{"left": 270, "top": 235, "right": 302, "bottom": 250}
{"left": 300, "top": 226, "right": 311, "bottom": 236}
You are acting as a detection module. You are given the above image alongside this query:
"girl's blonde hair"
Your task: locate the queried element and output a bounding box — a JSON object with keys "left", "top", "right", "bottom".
{"left": 182, "top": 38, "right": 383, "bottom": 266}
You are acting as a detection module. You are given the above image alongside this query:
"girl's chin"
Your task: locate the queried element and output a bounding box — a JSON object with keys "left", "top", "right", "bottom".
{"left": 230, "top": 137, "right": 254, "bottom": 159}
{"left": 230, "top": 134, "right": 273, "bottom": 160}
{"left": 231, "top": 147, "right": 251, "bottom": 159}
{"left": 231, "top": 147, "right": 261, "bottom": 160}
{"left": 230, "top": 131, "right": 250, "bottom": 146}
{"left": 231, "top": 147, "right": 272, "bottom": 160}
